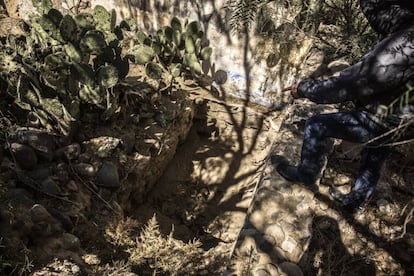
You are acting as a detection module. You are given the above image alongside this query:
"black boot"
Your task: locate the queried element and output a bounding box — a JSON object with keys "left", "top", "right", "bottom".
{"left": 276, "top": 163, "right": 302, "bottom": 182}
{"left": 276, "top": 163, "right": 317, "bottom": 187}
{"left": 271, "top": 155, "right": 316, "bottom": 186}
{"left": 330, "top": 160, "right": 383, "bottom": 213}
{"left": 329, "top": 186, "right": 371, "bottom": 213}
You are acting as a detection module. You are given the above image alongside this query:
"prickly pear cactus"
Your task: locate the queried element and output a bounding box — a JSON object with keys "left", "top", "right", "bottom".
{"left": 128, "top": 17, "right": 215, "bottom": 85}
{"left": 0, "top": 4, "right": 131, "bottom": 136}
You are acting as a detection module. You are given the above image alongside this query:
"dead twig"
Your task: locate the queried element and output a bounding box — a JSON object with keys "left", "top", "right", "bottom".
{"left": 69, "top": 162, "right": 118, "bottom": 213}
{"left": 394, "top": 200, "right": 414, "bottom": 240}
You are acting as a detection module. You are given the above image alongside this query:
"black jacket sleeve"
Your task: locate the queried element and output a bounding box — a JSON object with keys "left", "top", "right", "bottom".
{"left": 297, "top": 76, "right": 360, "bottom": 104}
{"left": 297, "top": 25, "right": 414, "bottom": 106}
{"left": 360, "top": 0, "right": 414, "bottom": 36}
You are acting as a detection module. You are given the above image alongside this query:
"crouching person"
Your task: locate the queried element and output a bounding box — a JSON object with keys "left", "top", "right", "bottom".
{"left": 275, "top": 0, "right": 414, "bottom": 212}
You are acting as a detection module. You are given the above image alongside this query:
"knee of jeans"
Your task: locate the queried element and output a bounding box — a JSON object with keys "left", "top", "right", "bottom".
{"left": 304, "top": 116, "right": 326, "bottom": 138}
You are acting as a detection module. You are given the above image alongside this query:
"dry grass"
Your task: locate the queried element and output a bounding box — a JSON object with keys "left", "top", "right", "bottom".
{"left": 105, "top": 216, "right": 140, "bottom": 248}
{"left": 103, "top": 214, "right": 227, "bottom": 275}
{"left": 92, "top": 260, "right": 133, "bottom": 276}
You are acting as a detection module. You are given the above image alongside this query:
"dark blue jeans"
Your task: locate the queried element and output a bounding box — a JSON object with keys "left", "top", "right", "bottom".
{"left": 298, "top": 111, "right": 391, "bottom": 207}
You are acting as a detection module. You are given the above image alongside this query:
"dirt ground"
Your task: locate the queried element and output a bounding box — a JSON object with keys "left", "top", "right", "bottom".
{"left": 129, "top": 89, "right": 283, "bottom": 273}
{"left": 317, "top": 142, "right": 414, "bottom": 275}
{"left": 1, "top": 81, "right": 414, "bottom": 275}
{"left": 109, "top": 89, "right": 414, "bottom": 276}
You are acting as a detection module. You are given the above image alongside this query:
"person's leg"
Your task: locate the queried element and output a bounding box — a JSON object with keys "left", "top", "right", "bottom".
{"left": 275, "top": 116, "right": 334, "bottom": 186}
{"left": 330, "top": 146, "right": 391, "bottom": 212}
{"left": 276, "top": 111, "right": 391, "bottom": 210}
{"left": 277, "top": 111, "right": 386, "bottom": 184}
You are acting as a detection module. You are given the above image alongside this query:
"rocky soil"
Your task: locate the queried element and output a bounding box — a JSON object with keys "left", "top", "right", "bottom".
{"left": 0, "top": 81, "right": 197, "bottom": 274}
{"left": 2, "top": 79, "right": 414, "bottom": 275}
{"left": 0, "top": 76, "right": 286, "bottom": 274}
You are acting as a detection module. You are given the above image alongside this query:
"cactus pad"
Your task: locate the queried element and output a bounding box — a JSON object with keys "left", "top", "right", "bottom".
{"left": 129, "top": 45, "right": 155, "bottom": 65}
{"left": 60, "top": 15, "right": 78, "bottom": 42}
{"left": 80, "top": 30, "right": 107, "bottom": 54}
{"left": 97, "top": 65, "right": 119, "bottom": 89}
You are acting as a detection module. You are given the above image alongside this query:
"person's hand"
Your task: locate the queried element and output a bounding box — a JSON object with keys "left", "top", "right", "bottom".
{"left": 281, "top": 83, "right": 300, "bottom": 99}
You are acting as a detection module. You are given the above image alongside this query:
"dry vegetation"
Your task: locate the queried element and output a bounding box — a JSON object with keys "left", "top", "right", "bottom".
{"left": 100, "top": 215, "right": 227, "bottom": 275}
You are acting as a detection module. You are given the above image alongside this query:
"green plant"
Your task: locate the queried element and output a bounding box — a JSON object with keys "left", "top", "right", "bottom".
{"left": 373, "top": 85, "right": 414, "bottom": 143}
{"left": 128, "top": 17, "right": 214, "bottom": 87}
{"left": 377, "top": 85, "right": 414, "bottom": 119}
{"left": 0, "top": 1, "right": 132, "bottom": 135}
{"left": 225, "top": 0, "right": 376, "bottom": 63}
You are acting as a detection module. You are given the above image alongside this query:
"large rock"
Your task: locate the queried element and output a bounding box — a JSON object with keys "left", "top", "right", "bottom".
{"left": 4, "top": 0, "right": 35, "bottom": 19}
{"left": 0, "top": 17, "right": 25, "bottom": 36}
{"left": 8, "top": 142, "right": 38, "bottom": 169}
{"left": 14, "top": 128, "right": 57, "bottom": 161}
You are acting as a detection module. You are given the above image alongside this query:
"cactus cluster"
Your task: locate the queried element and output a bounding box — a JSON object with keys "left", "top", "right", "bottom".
{"left": 0, "top": 1, "right": 132, "bottom": 135}
{"left": 0, "top": 1, "right": 218, "bottom": 136}
{"left": 128, "top": 17, "right": 215, "bottom": 83}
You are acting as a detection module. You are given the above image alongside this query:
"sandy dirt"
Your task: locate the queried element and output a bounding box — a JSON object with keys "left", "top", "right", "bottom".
{"left": 130, "top": 89, "right": 284, "bottom": 271}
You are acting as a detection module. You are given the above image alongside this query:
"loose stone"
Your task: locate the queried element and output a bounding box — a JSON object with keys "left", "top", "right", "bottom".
{"left": 15, "top": 128, "right": 56, "bottom": 161}
{"left": 55, "top": 163, "right": 70, "bottom": 182}
{"left": 96, "top": 161, "right": 120, "bottom": 188}
{"left": 40, "top": 178, "right": 62, "bottom": 195}
{"left": 61, "top": 233, "right": 81, "bottom": 251}
{"left": 48, "top": 208, "right": 74, "bottom": 231}
{"left": 30, "top": 204, "right": 53, "bottom": 223}
{"left": 9, "top": 142, "right": 38, "bottom": 169}
{"left": 281, "top": 237, "right": 297, "bottom": 254}
{"left": 278, "top": 262, "right": 304, "bottom": 276}
{"left": 27, "top": 166, "right": 50, "bottom": 180}
{"left": 264, "top": 224, "right": 285, "bottom": 244}
{"left": 55, "top": 143, "right": 81, "bottom": 160}
{"left": 67, "top": 180, "right": 79, "bottom": 192}
{"left": 7, "top": 188, "right": 34, "bottom": 207}
{"left": 73, "top": 163, "right": 96, "bottom": 177}
{"left": 253, "top": 268, "right": 272, "bottom": 276}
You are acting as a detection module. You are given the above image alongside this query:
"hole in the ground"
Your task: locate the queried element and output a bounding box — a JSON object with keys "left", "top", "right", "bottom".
{"left": 127, "top": 97, "right": 276, "bottom": 252}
